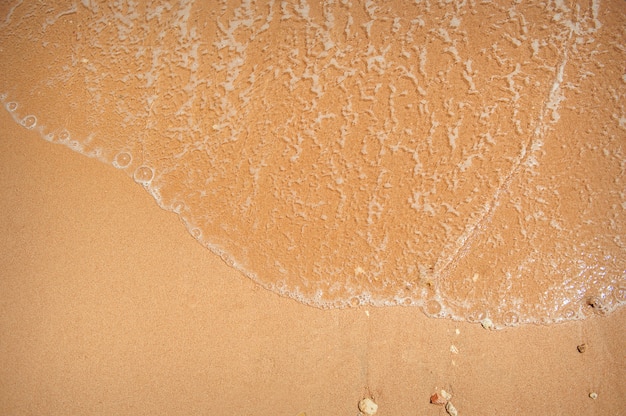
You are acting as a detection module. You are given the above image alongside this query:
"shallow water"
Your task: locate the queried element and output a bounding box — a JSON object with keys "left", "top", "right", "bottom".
{"left": 1, "top": 0, "right": 624, "bottom": 327}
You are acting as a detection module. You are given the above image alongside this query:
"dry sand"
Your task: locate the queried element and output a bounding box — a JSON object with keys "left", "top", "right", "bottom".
{"left": 1, "top": 103, "right": 625, "bottom": 415}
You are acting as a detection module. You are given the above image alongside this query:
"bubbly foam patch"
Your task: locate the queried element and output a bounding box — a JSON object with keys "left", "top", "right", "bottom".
{"left": 1, "top": 0, "right": 624, "bottom": 327}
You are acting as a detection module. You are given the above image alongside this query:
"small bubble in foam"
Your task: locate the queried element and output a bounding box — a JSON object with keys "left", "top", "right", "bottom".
{"left": 43, "top": 133, "right": 54, "bottom": 142}
{"left": 399, "top": 297, "right": 412, "bottom": 306}
{"left": 67, "top": 140, "right": 82, "bottom": 151}
{"left": 5, "top": 101, "right": 17, "bottom": 112}
{"left": 223, "top": 255, "right": 236, "bottom": 268}
{"left": 191, "top": 228, "right": 202, "bottom": 239}
{"left": 467, "top": 310, "right": 486, "bottom": 323}
{"left": 113, "top": 152, "right": 132, "bottom": 169}
{"left": 275, "top": 280, "right": 286, "bottom": 292}
{"left": 21, "top": 115, "right": 37, "bottom": 129}
{"left": 133, "top": 166, "right": 154, "bottom": 184}
{"left": 502, "top": 311, "right": 519, "bottom": 326}
{"left": 0, "top": 92, "right": 7, "bottom": 101}
{"left": 423, "top": 299, "right": 442, "bottom": 316}
{"left": 90, "top": 147, "right": 103, "bottom": 159}
{"left": 57, "top": 130, "right": 70, "bottom": 142}
{"left": 172, "top": 202, "right": 184, "bottom": 214}
{"left": 613, "top": 286, "right": 626, "bottom": 304}
{"left": 349, "top": 296, "right": 361, "bottom": 307}
{"left": 561, "top": 305, "right": 579, "bottom": 320}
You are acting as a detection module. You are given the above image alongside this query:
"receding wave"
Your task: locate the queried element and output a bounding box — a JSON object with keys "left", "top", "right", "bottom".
{"left": 1, "top": 0, "right": 624, "bottom": 327}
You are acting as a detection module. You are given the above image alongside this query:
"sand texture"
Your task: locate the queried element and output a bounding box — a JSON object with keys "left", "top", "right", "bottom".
{"left": 1, "top": 107, "right": 625, "bottom": 416}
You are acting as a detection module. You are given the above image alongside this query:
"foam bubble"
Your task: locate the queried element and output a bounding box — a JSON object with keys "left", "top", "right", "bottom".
{"left": 20, "top": 115, "right": 36, "bottom": 129}
{"left": 67, "top": 140, "right": 82, "bottom": 152}
{"left": 613, "top": 286, "right": 626, "bottom": 304}
{"left": 223, "top": 254, "right": 237, "bottom": 268}
{"left": 561, "top": 305, "right": 580, "bottom": 320}
{"left": 502, "top": 311, "right": 520, "bottom": 326}
{"left": 172, "top": 202, "right": 184, "bottom": 214}
{"left": 422, "top": 299, "right": 443, "bottom": 317}
{"left": 349, "top": 296, "right": 361, "bottom": 307}
{"left": 466, "top": 310, "right": 487, "bottom": 323}
{"left": 88, "top": 147, "right": 104, "bottom": 160}
{"left": 5, "top": 101, "right": 17, "bottom": 112}
{"left": 113, "top": 152, "right": 132, "bottom": 169}
{"left": 57, "top": 130, "right": 70, "bottom": 142}
{"left": 399, "top": 297, "right": 413, "bottom": 306}
{"left": 133, "top": 166, "right": 154, "bottom": 184}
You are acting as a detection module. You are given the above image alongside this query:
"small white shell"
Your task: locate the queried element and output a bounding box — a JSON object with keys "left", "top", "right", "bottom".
{"left": 445, "top": 401, "right": 458, "bottom": 416}
{"left": 358, "top": 397, "right": 378, "bottom": 415}
{"left": 440, "top": 389, "right": 453, "bottom": 401}
{"left": 480, "top": 317, "right": 495, "bottom": 330}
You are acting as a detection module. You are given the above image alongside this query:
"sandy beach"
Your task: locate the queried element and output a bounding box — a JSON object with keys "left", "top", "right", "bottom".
{"left": 1, "top": 106, "right": 625, "bottom": 415}
{"left": 2, "top": 1, "right": 626, "bottom": 414}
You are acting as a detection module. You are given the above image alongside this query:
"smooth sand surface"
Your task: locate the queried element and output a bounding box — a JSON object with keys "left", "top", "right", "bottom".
{"left": 1, "top": 109, "right": 625, "bottom": 414}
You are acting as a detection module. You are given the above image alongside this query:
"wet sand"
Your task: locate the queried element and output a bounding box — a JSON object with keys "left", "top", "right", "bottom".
{"left": 1, "top": 105, "right": 625, "bottom": 415}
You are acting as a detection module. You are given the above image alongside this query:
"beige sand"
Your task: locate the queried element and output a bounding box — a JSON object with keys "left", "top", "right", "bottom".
{"left": 1, "top": 105, "right": 625, "bottom": 415}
